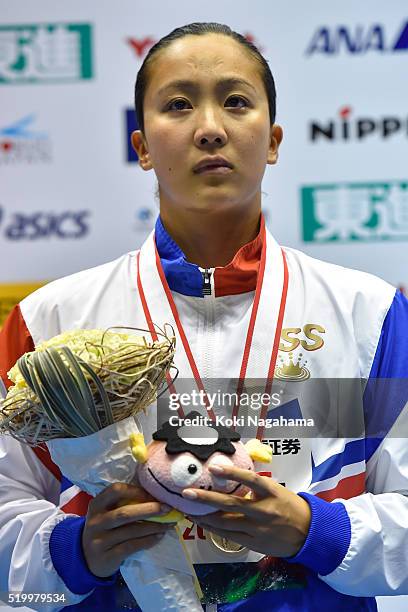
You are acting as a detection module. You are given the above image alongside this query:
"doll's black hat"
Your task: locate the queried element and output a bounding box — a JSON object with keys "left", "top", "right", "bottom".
{"left": 153, "top": 411, "right": 241, "bottom": 461}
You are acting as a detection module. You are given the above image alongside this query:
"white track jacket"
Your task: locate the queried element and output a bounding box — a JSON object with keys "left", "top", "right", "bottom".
{"left": 1, "top": 214, "right": 408, "bottom": 611}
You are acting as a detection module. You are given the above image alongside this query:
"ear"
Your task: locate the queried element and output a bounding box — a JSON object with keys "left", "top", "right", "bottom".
{"left": 245, "top": 439, "right": 272, "bottom": 463}
{"left": 131, "top": 130, "right": 153, "bottom": 171}
{"left": 267, "top": 124, "right": 283, "bottom": 165}
{"left": 130, "top": 432, "right": 148, "bottom": 463}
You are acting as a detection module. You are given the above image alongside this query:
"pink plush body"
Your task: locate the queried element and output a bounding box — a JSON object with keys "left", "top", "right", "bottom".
{"left": 137, "top": 440, "right": 254, "bottom": 515}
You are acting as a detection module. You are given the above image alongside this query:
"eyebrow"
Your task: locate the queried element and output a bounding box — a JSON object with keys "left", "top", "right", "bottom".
{"left": 157, "top": 77, "right": 258, "bottom": 97}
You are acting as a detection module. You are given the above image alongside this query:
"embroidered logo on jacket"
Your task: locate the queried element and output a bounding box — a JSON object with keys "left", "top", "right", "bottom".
{"left": 275, "top": 324, "right": 325, "bottom": 380}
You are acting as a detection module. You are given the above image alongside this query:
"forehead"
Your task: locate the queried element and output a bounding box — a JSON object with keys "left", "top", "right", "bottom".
{"left": 145, "top": 33, "right": 264, "bottom": 97}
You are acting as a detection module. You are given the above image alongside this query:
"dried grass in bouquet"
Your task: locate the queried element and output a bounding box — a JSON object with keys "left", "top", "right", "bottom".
{"left": 0, "top": 325, "right": 177, "bottom": 445}
{"left": 0, "top": 325, "right": 203, "bottom": 612}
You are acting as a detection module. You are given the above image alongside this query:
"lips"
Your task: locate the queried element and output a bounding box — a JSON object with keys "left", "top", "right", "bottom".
{"left": 199, "top": 165, "right": 224, "bottom": 171}
{"left": 196, "top": 166, "right": 233, "bottom": 175}
{"left": 193, "top": 156, "right": 233, "bottom": 173}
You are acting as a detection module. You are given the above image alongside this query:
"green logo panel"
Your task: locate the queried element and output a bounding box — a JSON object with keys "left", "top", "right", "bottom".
{"left": 0, "top": 23, "right": 93, "bottom": 83}
{"left": 301, "top": 181, "right": 408, "bottom": 242}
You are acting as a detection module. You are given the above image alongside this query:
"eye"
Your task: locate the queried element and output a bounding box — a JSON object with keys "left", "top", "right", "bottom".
{"left": 166, "top": 98, "right": 191, "bottom": 111}
{"left": 166, "top": 96, "right": 248, "bottom": 111}
{"left": 226, "top": 95, "right": 248, "bottom": 108}
{"left": 170, "top": 455, "right": 203, "bottom": 487}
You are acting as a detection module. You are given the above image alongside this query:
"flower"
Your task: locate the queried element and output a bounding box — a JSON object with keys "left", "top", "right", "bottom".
{"left": 7, "top": 329, "right": 146, "bottom": 389}
{"left": 1, "top": 326, "right": 176, "bottom": 444}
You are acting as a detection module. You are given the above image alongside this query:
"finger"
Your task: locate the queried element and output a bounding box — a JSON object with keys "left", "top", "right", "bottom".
{"left": 89, "top": 482, "right": 157, "bottom": 513}
{"left": 183, "top": 488, "right": 265, "bottom": 520}
{"left": 187, "top": 511, "right": 246, "bottom": 523}
{"left": 208, "top": 465, "right": 275, "bottom": 497}
{"left": 204, "top": 527, "right": 252, "bottom": 548}
{"left": 102, "top": 501, "right": 169, "bottom": 528}
{"left": 194, "top": 513, "right": 249, "bottom": 533}
{"left": 108, "top": 533, "right": 165, "bottom": 562}
{"left": 103, "top": 521, "right": 173, "bottom": 548}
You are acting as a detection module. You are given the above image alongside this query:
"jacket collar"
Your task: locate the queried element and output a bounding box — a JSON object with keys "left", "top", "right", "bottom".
{"left": 154, "top": 214, "right": 264, "bottom": 297}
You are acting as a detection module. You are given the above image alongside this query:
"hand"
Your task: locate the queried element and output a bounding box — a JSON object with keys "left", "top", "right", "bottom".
{"left": 82, "top": 482, "right": 174, "bottom": 577}
{"left": 182, "top": 464, "right": 311, "bottom": 558}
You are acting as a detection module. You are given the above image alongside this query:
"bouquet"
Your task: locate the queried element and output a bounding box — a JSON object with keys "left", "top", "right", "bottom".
{"left": 0, "top": 326, "right": 203, "bottom": 612}
{"left": 1, "top": 327, "right": 175, "bottom": 444}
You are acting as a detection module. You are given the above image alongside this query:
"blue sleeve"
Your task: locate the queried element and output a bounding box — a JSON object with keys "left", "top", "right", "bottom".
{"left": 49, "top": 516, "right": 119, "bottom": 594}
{"left": 369, "top": 290, "right": 408, "bottom": 379}
{"left": 285, "top": 492, "right": 351, "bottom": 575}
{"left": 286, "top": 290, "right": 408, "bottom": 575}
{"left": 365, "top": 290, "right": 408, "bottom": 460}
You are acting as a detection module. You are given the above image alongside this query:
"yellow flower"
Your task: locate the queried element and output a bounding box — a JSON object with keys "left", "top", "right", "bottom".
{"left": 7, "top": 329, "right": 147, "bottom": 390}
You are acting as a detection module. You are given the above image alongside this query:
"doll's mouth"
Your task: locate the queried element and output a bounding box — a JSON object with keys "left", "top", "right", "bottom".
{"left": 148, "top": 468, "right": 184, "bottom": 497}
{"left": 147, "top": 468, "right": 241, "bottom": 496}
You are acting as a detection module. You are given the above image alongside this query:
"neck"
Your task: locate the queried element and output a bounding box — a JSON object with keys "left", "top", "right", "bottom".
{"left": 159, "top": 207, "right": 262, "bottom": 268}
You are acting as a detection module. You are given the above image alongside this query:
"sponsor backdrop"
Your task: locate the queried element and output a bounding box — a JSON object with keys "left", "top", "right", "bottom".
{"left": 1, "top": 1, "right": 408, "bottom": 326}
{"left": 0, "top": 2, "right": 407, "bottom": 609}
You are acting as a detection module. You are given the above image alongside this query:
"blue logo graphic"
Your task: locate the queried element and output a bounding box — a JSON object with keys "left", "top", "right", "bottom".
{"left": 266, "top": 398, "right": 303, "bottom": 421}
{"left": 134, "top": 207, "right": 156, "bottom": 232}
{"left": 0, "top": 114, "right": 47, "bottom": 139}
{"left": 0, "top": 115, "right": 51, "bottom": 164}
{"left": 136, "top": 208, "right": 153, "bottom": 223}
{"left": 0, "top": 209, "right": 90, "bottom": 240}
{"left": 125, "top": 109, "right": 139, "bottom": 163}
{"left": 306, "top": 20, "right": 408, "bottom": 55}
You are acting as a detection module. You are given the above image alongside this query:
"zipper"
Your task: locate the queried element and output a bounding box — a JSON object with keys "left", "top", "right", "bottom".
{"left": 197, "top": 267, "right": 216, "bottom": 382}
{"left": 200, "top": 267, "right": 214, "bottom": 296}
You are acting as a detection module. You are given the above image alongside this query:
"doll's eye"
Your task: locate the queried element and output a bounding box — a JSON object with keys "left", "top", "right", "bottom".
{"left": 171, "top": 455, "right": 203, "bottom": 487}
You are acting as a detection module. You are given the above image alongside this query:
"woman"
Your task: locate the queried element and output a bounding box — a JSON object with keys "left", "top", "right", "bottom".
{"left": 1, "top": 22, "right": 408, "bottom": 612}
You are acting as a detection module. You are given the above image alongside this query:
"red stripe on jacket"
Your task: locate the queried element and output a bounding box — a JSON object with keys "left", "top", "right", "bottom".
{"left": 61, "top": 492, "right": 93, "bottom": 516}
{"left": 316, "top": 472, "right": 366, "bottom": 502}
{"left": 0, "top": 304, "right": 35, "bottom": 389}
{"left": 213, "top": 217, "right": 263, "bottom": 297}
{"left": 0, "top": 305, "right": 64, "bottom": 482}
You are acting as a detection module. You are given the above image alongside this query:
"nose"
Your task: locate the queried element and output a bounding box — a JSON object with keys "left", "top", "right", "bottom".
{"left": 194, "top": 105, "right": 227, "bottom": 148}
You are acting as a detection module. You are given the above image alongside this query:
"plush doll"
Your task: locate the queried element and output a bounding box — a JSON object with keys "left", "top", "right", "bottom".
{"left": 130, "top": 411, "right": 272, "bottom": 516}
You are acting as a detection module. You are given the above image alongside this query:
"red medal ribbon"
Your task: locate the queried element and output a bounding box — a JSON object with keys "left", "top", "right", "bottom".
{"left": 137, "top": 222, "right": 288, "bottom": 440}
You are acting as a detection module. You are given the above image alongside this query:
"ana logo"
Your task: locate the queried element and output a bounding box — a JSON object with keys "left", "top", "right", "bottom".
{"left": 126, "top": 32, "right": 263, "bottom": 60}
{"left": 301, "top": 181, "right": 408, "bottom": 242}
{"left": 0, "top": 114, "right": 52, "bottom": 164}
{"left": 124, "top": 108, "right": 139, "bottom": 163}
{"left": 0, "top": 23, "right": 93, "bottom": 84}
{"left": 306, "top": 20, "right": 408, "bottom": 55}
{"left": 309, "top": 106, "right": 408, "bottom": 142}
{"left": 0, "top": 206, "right": 90, "bottom": 240}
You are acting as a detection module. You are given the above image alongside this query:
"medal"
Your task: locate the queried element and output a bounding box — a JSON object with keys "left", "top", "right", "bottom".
{"left": 208, "top": 530, "right": 248, "bottom": 555}
{"left": 136, "top": 216, "right": 289, "bottom": 440}
{"left": 136, "top": 223, "right": 288, "bottom": 566}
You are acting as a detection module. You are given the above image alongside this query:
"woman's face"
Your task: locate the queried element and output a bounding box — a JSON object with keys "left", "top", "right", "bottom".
{"left": 132, "top": 33, "right": 282, "bottom": 216}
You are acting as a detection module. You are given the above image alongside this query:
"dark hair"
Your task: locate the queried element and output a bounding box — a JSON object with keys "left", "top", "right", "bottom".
{"left": 134, "top": 22, "right": 276, "bottom": 134}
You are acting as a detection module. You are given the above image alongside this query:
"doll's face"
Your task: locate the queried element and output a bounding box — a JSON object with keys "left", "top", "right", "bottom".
{"left": 137, "top": 440, "right": 254, "bottom": 515}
